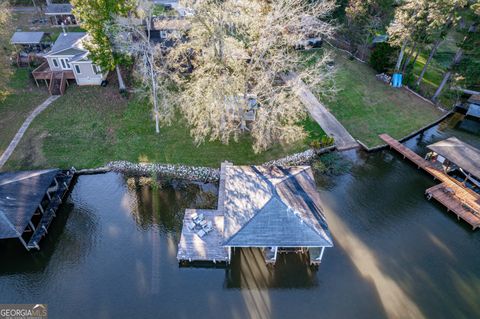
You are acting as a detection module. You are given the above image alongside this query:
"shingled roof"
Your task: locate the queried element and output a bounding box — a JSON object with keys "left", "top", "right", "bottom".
{"left": 428, "top": 137, "right": 480, "bottom": 179}
{"left": 0, "top": 169, "right": 59, "bottom": 239}
{"left": 222, "top": 165, "right": 333, "bottom": 247}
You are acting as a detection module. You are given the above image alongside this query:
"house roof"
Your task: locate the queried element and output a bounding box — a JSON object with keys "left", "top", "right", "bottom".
{"left": 10, "top": 32, "right": 45, "bottom": 45}
{"left": 428, "top": 137, "right": 480, "bottom": 179}
{"left": 372, "top": 35, "right": 388, "bottom": 44}
{"left": 152, "top": 17, "right": 190, "bottom": 30}
{"left": 45, "top": 3, "right": 73, "bottom": 15}
{"left": 222, "top": 165, "right": 333, "bottom": 247}
{"left": 0, "top": 169, "right": 59, "bottom": 239}
{"left": 47, "top": 32, "right": 87, "bottom": 56}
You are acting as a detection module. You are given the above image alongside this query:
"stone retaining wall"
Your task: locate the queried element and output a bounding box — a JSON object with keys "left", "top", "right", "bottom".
{"left": 76, "top": 146, "right": 335, "bottom": 182}
{"left": 106, "top": 161, "right": 220, "bottom": 183}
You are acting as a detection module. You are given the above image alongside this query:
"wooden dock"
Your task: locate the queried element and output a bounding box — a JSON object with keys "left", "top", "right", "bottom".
{"left": 379, "top": 134, "right": 480, "bottom": 230}
{"left": 176, "top": 209, "right": 229, "bottom": 263}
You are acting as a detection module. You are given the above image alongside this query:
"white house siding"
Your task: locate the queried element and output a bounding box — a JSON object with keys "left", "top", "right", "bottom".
{"left": 46, "top": 56, "right": 63, "bottom": 71}
{"left": 71, "top": 62, "right": 106, "bottom": 85}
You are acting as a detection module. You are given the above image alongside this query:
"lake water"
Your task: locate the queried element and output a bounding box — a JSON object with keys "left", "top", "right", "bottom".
{"left": 1, "top": 117, "right": 479, "bottom": 319}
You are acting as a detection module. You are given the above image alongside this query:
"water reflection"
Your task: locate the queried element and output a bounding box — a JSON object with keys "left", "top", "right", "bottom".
{"left": 0, "top": 178, "right": 97, "bottom": 275}
{"left": 225, "top": 248, "right": 318, "bottom": 289}
{"left": 124, "top": 177, "right": 217, "bottom": 233}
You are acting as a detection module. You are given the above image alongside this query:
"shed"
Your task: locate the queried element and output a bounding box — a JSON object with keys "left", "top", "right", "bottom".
{"left": 427, "top": 137, "right": 480, "bottom": 180}
{"left": 45, "top": 4, "right": 73, "bottom": 15}
{"left": 44, "top": 3, "right": 77, "bottom": 26}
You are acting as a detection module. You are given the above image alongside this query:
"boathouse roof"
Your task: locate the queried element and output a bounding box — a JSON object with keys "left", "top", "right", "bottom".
{"left": 0, "top": 169, "right": 59, "bottom": 239}
{"left": 223, "top": 165, "right": 333, "bottom": 247}
{"left": 427, "top": 137, "right": 480, "bottom": 179}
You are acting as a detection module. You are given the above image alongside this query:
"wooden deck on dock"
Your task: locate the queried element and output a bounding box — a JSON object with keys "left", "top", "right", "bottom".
{"left": 379, "top": 134, "right": 480, "bottom": 230}
{"left": 177, "top": 209, "right": 229, "bottom": 263}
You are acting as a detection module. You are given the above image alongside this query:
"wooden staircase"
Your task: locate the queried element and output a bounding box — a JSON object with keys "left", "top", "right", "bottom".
{"left": 48, "top": 71, "right": 67, "bottom": 96}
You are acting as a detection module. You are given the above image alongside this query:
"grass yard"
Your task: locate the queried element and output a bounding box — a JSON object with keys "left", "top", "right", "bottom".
{"left": 2, "top": 82, "right": 325, "bottom": 171}
{"left": 0, "top": 68, "right": 49, "bottom": 155}
{"left": 310, "top": 49, "right": 444, "bottom": 148}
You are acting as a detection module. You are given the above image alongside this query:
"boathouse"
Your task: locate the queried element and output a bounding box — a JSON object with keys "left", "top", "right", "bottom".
{"left": 177, "top": 163, "right": 334, "bottom": 266}
{"left": 380, "top": 134, "right": 480, "bottom": 230}
{"left": 0, "top": 169, "right": 75, "bottom": 250}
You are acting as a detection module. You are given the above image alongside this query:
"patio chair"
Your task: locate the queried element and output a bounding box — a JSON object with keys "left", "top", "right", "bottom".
{"left": 203, "top": 221, "right": 213, "bottom": 234}
{"left": 197, "top": 229, "right": 206, "bottom": 238}
{"left": 187, "top": 221, "right": 196, "bottom": 231}
{"left": 198, "top": 219, "right": 207, "bottom": 228}
{"left": 192, "top": 213, "right": 204, "bottom": 224}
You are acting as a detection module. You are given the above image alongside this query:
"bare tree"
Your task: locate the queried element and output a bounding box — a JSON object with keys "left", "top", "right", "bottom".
{"left": 109, "top": 0, "right": 175, "bottom": 133}
{"left": 167, "top": 0, "right": 336, "bottom": 152}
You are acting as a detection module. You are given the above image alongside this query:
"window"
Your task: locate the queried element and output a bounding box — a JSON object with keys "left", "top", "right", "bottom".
{"left": 92, "top": 65, "right": 101, "bottom": 74}
{"left": 59, "top": 58, "right": 71, "bottom": 70}
{"left": 74, "top": 65, "right": 81, "bottom": 74}
{"left": 52, "top": 58, "right": 59, "bottom": 68}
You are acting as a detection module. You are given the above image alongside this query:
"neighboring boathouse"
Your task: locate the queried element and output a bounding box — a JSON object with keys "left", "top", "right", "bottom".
{"left": 0, "top": 169, "right": 75, "bottom": 250}
{"left": 380, "top": 134, "right": 480, "bottom": 230}
{"left": 177, "top": 163, "right": 334, "bottom": 266}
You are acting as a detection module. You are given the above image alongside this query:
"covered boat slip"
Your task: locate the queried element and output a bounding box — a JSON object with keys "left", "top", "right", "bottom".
{"left": 0, "top": 169, "right": 75, "bottom": 250}
{"left": 380, "top": 134, "right": 480, "bottom": 230}
{"left": 426, "top": 137, "right": 480, "bottom": 184}
{"left": 177, "top": 162, "right": 334, "bottom": 266}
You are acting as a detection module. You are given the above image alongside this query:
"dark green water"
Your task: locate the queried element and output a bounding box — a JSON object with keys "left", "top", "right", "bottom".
{"left": 0, "top": 118, "right": 479, "bottom": 319}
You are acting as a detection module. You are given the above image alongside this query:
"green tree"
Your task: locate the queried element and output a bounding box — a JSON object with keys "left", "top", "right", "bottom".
{"left": 432, "top": 4, "right": 480, "bottom": 101}
{"left": 415, "top": 0, "right": 467, "bottom": 86}
{"left": 345, "top": 0, "right": 394, "bottom": 60}
{"left": 71, "top": 0, "right": 136, "bottom": 71}
{"left": 369, "top": 42, "right": 396, "bottom": 73}
{"left": 0, "top": 1, "right": 12, "bottom": 100}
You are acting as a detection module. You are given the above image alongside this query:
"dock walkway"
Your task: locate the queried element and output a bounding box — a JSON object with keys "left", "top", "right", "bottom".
{"left": 379, "top": 134, "right": 480, "bottom": 230}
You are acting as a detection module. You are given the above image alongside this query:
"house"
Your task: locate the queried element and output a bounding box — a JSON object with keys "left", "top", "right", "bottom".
{"left": 32, "top": 32, "right": 107, "bottom": 95}
{"left": 177, "top": 163, "right": 334, "bottom": 266}
{"left": 45, "top": 3, "right": 77, "bottom": 26}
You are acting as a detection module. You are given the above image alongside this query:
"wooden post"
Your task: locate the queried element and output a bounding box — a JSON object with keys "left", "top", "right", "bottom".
{"left": 273, "top": 246, "right": 278, "bottom": 261}
{"left": 29, "top": 221, "right": 36, "bottom": 232}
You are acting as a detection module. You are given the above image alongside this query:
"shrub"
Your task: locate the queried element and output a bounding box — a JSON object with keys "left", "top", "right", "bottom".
{"left": 369, "top": 42, "right": 397, "bottom": 73}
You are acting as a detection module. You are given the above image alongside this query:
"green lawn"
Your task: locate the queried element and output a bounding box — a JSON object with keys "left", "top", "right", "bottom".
{"left": 2, "top": 83, "right": 325, "bottom": 171}
{"left": 0, "top": 69, "right": 49, "bottom": 155}
{"left": 312, "top": 50, "right": 444, "bottom": 148}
